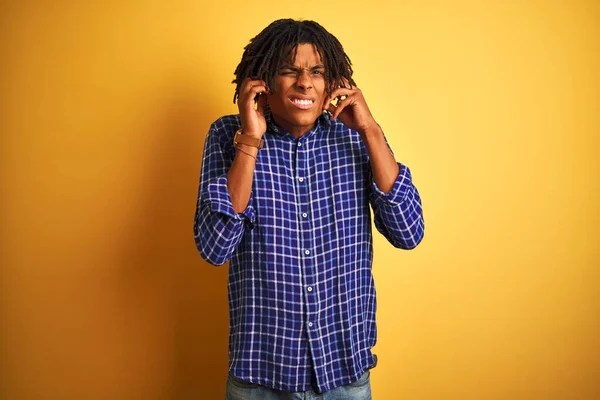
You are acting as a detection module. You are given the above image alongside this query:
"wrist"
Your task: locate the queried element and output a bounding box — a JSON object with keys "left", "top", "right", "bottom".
{"left": 234, "top": 129, "right": 265, "bottom": 149}
{"left": 235, "top": 142, "right": 259, "bottom": 160}
{"left": 239, "top": 126, "right": 265, "bottom": 139}
{"left": 359, "top": 123, "right": 383, "bottom": 141}
{"left": 242, "top": 131, "right": 264, "bottom": 139}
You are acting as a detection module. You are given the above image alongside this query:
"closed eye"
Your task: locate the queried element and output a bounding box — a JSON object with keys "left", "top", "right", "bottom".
{"left": 279, "top": 69, "right": 297, "bottom": 76}
{"left": 278, "top": 66, "right": 326, "bottom": 77}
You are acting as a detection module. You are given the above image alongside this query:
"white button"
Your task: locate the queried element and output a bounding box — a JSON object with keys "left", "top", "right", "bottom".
{"left": 304, "top": 249, "right": 310, "bottom": 255}
{"left": 307, "top": 287, "right": 313, "bottom": 292}
{"left": 302, "top": 213, "right": 308, "bottom": 218}
{"left": 298, "top": 142, "right": 302, "bottom": 147}
{"left": 298, "top": 177, "right": 304, "bottom": 182}
{"left": 308, "top": 322, "right": 313, "bottom": 327}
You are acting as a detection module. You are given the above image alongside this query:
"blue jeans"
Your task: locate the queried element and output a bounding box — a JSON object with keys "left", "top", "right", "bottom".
{"left": 225, "top": 370, "right": 372, "bottom": 400}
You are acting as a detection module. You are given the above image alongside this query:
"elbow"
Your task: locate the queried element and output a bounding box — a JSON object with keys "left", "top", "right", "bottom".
{"left": 392, "top": 235, "right": 422, "bottom": 250}
{"left": 202, "top": 253, "right": 229, "bottom": 267}
{"left": 394, "top": 218, "right": 425, "bottom": 250}
{"left": 195, "top": 236, "right": 230, "bottom": 266}
{"left": 194, "top": 222, "right": 232, "bottom": 266}
{"left": 408, "top": 218, "right": 425, "bottom": 249}
{"left": 400, "top": 231, "right": 424, "bottom": 250}
{"left": 193, "top": 205, "right": 235, "bottom": 266}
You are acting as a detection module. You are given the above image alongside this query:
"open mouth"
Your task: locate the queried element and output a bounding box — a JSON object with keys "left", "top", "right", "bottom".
{"left": 289, "top": 97, "right": 314, "bottom": 110}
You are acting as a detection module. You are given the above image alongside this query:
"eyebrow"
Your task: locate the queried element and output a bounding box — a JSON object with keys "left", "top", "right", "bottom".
{"left": 279, "top": 64, "right": 325, "bottom": 71}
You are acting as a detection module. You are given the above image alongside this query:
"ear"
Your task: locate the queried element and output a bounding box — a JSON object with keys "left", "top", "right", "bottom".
{"left": 321, "top": 96, "right": 329, "bottom": 110}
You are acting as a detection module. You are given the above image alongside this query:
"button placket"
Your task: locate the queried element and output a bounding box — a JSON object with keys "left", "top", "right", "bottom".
{"left": 295, "top": 134, "right": 318, "bottom": 341}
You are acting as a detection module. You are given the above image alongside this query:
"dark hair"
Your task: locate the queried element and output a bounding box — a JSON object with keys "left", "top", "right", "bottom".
{"left": 232, "top": 19, "right": 355, "bottom": 103}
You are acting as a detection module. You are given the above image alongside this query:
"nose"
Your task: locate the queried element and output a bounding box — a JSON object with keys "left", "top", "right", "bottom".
{"left": 296, "top": 70, "right": 313, "bottom": 90}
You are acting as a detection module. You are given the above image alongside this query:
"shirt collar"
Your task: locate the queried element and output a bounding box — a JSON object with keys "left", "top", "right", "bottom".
{"left": 264, "top": 107, "right": 331, "bottom": 139}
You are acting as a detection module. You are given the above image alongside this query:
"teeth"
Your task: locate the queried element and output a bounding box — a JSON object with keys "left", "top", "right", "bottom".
{"left": 292, "top": 98, "right": 313, "bottom": 105}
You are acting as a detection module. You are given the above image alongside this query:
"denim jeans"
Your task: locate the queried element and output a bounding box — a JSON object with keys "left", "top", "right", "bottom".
{"left": 225, "top": 370, "right": 372, "bottom": 400}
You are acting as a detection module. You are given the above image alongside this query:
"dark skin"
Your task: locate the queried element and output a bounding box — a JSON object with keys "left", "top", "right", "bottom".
{"left": 227, "top": 44, "right": 399, "bottom": 212}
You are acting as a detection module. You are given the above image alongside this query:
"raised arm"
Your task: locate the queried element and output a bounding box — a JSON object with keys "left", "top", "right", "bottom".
{"left": 324, "top": 81, "right": 424, "bottom": 249}
{"left": 193, "top": 79, "right": 269, "bottom": 265}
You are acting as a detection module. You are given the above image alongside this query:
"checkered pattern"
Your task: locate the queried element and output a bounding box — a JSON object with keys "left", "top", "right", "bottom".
{"left": 194, "top": 111, "right": 424, "bottom": 393}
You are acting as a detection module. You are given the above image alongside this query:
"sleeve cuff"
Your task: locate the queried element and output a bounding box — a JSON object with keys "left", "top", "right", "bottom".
{"left": 371, "top": 163, "right": 413, "bottom": 206}
{"left": 204, "top": 175, "right": 256, "bottom": 226}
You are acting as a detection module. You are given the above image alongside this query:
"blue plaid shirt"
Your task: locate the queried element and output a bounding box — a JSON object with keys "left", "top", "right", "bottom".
{"left": 194, "top": 111, "right": 424, "bottom": 392}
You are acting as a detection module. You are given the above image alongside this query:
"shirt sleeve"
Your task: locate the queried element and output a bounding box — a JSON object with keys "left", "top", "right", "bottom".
{"left": 193, "top": 121, "right": 255, "bottom": 265}
{"left": 369, "top": 163, "right": 425, "bottom": 249}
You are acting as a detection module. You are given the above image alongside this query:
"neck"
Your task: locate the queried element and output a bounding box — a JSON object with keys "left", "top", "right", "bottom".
{"left": 271, "top": 115, "right": 317, "bottom": 138}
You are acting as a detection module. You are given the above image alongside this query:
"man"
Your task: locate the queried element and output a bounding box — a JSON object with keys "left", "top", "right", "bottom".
{"left": 194, "top": 19, "right": 424, "bottom": 399}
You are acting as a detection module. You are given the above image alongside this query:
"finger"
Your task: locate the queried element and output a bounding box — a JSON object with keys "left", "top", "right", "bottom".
{"left": 325, "top": 102, "right": 337, "bottom": 117}
{"left": 256, "top": 91, "right": 268, "bottom": 115}
{"left": 326, "top": 81, "right": 363, "bottom": 107}
{"left": 242, "top": 84, "right": 268, "bottom": 107}
{"left": 331, "top": 100, "right": 348, "bottom": 120}
{"left": 244, "top": 83, "right": 268, "bottom": 97}
{"left": 244, "top": 77, "right": 266, "bottom": 86}
{"left": 324, "top": 94, "right": 348, "bottom": 113}
{"left": 330, "top": 95, "right": 356, "bottom": 120}
{"left": 340, "top": 77, "right": 353, "bottom": 89}
{"left": 242, "top": 78, "right": 268, "bottom": 94}
{"left": 239, "top": 84, "right": 269, "bottom": 124}
{"left": 323, "top": 89, "right": 351, "bottom": 109}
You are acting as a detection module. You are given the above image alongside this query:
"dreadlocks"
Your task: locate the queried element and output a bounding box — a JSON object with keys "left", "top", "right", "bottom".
{"left": 232, "top": 19, "right": 355, "bottom": 104}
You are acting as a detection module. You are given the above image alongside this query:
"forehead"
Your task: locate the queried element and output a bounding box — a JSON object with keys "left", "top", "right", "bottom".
{"left": 281, "top": 43, "right": 324, "bottom": 66}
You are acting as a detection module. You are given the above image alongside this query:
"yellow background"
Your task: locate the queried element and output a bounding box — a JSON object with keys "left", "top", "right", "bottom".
{"left": 1, "top": 1, "right": 598, "bottom": 399}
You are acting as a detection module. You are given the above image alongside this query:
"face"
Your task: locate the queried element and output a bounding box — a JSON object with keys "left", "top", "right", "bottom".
{"left": 267, "top": 43, "right": 327, "bottom": 137}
